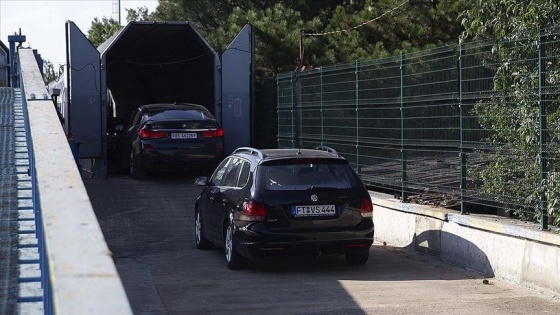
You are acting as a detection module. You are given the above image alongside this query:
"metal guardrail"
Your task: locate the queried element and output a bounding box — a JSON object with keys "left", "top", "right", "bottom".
{"left": 17, "top": 48, "right": 132, "bottom": 314}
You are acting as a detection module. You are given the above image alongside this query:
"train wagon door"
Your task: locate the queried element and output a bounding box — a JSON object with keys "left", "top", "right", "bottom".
{"left": 65, "top": 21, "right": 102, "bottom": 158}
{"left": 221, "top": 24, "right": 255, "bottom": 154}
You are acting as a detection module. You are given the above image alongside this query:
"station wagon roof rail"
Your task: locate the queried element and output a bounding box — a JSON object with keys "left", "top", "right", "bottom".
{"left": 232, "top": 147, "right": 264, "bottom": 160}
{"left": 314, "top": 145, "right": 340, "bottom": 157}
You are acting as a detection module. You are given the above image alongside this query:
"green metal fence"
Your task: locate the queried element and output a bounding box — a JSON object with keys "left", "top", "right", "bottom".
{"left": 277, "top": 28, "right": 560, "bottom": 229}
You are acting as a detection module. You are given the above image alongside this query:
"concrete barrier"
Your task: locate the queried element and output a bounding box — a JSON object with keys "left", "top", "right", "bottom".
{"left": 370, "top": 191, "right": 560, "bottom": 295}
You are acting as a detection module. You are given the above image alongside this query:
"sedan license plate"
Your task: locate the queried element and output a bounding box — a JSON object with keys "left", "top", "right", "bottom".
{"left": 292, "top": 205, "right": 336, "bottom": 217}
{"left": 171, "top": 133, "right": 197, "bottom": 139}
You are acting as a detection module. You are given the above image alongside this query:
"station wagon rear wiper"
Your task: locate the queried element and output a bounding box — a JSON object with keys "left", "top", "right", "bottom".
{"left": 307, "top": 186, "right": 340, "bottom": 191}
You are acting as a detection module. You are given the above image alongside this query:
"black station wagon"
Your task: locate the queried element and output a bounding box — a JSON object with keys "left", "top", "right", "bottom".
{"left": 194, "top": 146, "right": 374, "bottom": 269}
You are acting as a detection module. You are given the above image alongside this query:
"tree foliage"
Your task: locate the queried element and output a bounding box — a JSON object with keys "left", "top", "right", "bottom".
{"left": 461, "top": 0, "right": 560, "bottom": 225}
{"left": 87, "top": 17, "right": 122, "bottom": 48}
{"left": 134, "top": 0, "right": 468, "bottom": 76}
{"left": 461, "top": 0, "right": 560, "bottom": 40}
{"left": 87, "top": 8, "right": 152, "bottom": 48}
{"left": 317, "top": 0, "right": 469, "bottom": 64}
{"left": 126, "top": 6, "right": 151, "bottom": 22}
{"left": 42, "top": 59, "right": 64, "bottom": 85}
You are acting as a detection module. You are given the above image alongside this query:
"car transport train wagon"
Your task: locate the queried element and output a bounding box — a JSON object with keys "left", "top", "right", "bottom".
{"left": 64, "top": 21, "right": 254, "bottom": 177}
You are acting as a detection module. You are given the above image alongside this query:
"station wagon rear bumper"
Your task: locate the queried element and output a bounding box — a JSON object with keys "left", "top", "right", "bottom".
{"left": 233, "top": 222, "right": 374, "bottom": 259}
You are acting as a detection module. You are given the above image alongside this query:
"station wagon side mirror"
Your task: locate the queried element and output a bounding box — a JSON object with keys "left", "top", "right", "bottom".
{"left": 194, "top": 176, "right": 210, "bottom": 186}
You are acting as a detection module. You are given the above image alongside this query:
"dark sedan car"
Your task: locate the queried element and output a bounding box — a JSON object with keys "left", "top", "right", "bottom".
{"left": 194, "top": 146, "right": 374, "bottom": 269}
{"left": 121, "top": 103, "right": 224, "bottom": 179}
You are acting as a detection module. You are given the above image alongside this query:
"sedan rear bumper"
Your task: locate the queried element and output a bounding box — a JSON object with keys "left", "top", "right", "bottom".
{"left": 138, "top": 149, "right": 223, "bottom": 170}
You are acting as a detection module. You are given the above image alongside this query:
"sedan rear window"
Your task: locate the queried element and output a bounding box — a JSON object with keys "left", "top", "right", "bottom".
{"left": 146, "top": 109, "right": 215, "bottom": 121}
{"left": 259, "top": 162, "right": 358, "bottom": 191}
{"left": 149, "top": 120, "right": 217, "bottom": 129}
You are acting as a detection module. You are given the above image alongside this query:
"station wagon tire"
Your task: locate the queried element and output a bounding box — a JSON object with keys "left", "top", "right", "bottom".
{"left": 130, "top": 151, "right": 146, "bottom": 179}
{"left": 345, "top": 250, "right": 369, "bottom": 265}
{"left": 225, "top": 224, "right": 248, "bottom": 270}
{"left": 195, "top": 210, "right": 213, "bottom": 250}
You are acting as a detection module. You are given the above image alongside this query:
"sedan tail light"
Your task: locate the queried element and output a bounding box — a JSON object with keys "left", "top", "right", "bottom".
{"left": 202, "top": 128, "right": 224, "bottom": 138}
{"left": 360, "top": 198, "right": 373, "bottom": 218}
{"left": 240, "top": 200, "right": 266, "bottom": 221}
{"left": 139, "top": 127, "right": 167, "bottom": 139}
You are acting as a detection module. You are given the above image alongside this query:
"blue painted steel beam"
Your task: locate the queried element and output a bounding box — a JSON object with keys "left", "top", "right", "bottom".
{"left": 7, "top": 33, "right": 25, "bottom": 88}
{"left": 17, "top": 243, "right": 38, "bottom": 249}
{"left": 17, "top": 296, "right": 43, "bottom": 303}
{"left": 18, "top": 259, "right": 40, "bottom": 264}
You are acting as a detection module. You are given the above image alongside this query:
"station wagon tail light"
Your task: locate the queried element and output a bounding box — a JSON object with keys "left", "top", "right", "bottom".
{"left": 139, "top": 127, "right": 166, "bottom": 139}
{"left": 360, "top": 198, "right": 373, "bottom": 218}
{"left": 241, "top": 200, "right": 266, "bottom": 221}
{"left": 202, "top": 128, "right": 224, "bottom": 138}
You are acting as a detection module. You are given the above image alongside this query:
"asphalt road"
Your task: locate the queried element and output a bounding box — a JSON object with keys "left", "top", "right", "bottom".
{"left": 84, "top": 171, "right": 560, "bottom": 315}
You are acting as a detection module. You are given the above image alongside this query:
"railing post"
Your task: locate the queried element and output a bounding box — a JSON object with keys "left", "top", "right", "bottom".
{"left": 459, "top": 42, "right": 467, "bottom": 215}
{"left": 538, "top": 28, "right": 549, "bottom": 230}
{"left": 356, "top": 60, "right": 360, "bottom": 173}
{"left": 291, "top": 71, "right": 298, "bottom": 148}
{"left": 320, "top": 67, "right": 324, "bottom": 145}
{"left": 275, "top": 75, "right": 280, "bottom": 146}
{"left": 400, "top": 52, "right": 407, "bottom": 202}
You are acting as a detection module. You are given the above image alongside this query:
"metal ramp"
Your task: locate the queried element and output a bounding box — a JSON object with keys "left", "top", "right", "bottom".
{"left": 0, "top": 87, "right": 19, "bottom": 314}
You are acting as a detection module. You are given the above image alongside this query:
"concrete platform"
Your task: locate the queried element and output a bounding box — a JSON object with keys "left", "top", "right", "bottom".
{"left": 371, "top": 191, "right": 560, "bottom": 296}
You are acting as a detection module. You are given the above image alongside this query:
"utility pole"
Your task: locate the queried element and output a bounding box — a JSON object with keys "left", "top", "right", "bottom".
{"left": 112, "top": 0, "right": 121, "bottom": 25}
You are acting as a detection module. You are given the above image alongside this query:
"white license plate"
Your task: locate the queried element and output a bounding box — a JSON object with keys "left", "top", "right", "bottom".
{"left": 171, "top": 133, "right": 197, "bottom": 139}
{"left": 291, "top": 205, "right": 336, "bottom": 217}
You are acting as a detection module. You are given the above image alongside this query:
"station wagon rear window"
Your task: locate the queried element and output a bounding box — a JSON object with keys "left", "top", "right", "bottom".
{"left": 259, "top": 162, "right": 358, "bottom": 191}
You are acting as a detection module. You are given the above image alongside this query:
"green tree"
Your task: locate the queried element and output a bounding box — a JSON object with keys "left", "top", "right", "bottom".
{"left": 148, "top": 0, "right": 342, "bottom": 32}
{"left": 316, "top": 0, "right": 470, "bottom": 64}
{"left": 126, "top": 6, "right": 151, "bottom": 22}
{"left": 88, "top": 6, "right": 154, "bottom": 48}
{"left": 213, "top": 4, "right": 322, "bottom": 79}
{"left": 42, "top": 59, "right": 63, "bottom": 85}
{"left": 461, "top": 0, "right": 560, "bottom": 40}
{"left": 461, "top": 0, "right": 560, "bottom": 226}
{"left": 146, "top": 0, "right": 469, "bottom": 75}
{"left": 87, "top": 17, "right": 122, "bottom": 48}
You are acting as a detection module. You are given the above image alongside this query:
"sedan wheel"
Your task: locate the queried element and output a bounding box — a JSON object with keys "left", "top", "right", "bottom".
{"left": 130, "top": 151, "right": 146, "bottom": 179}
{"left": 225, "top": 224, "right": 247, "bottom": 270}
{"left": 195, "top": 210, "right": 213, "bottom": 250}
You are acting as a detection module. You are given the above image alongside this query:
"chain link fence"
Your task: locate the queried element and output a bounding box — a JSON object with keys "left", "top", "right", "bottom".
{"left": 277, "top": 28, "right": 560, "bottom": 229}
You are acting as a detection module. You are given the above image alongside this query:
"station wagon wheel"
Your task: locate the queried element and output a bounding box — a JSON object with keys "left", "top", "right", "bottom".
{"left": 225, "top": 223, "right": 247, "bottom": 270}
{"left": 130, "top": 150, "right": 146, "bottom": 179}
{"left": 345, "top": 250, "right": 370, "bottom": 265}
{"left": 195, "top": 209, "right": 213, "bottom": 250}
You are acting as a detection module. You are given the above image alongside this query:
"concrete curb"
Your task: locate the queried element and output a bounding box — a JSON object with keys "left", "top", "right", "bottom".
{"left": 369, "top": 191, "right": 454, "bottom": 221}
{"left": 369, "top": 190, "right": 560, "bottom": 247}
{"left": 448, "top": 214, "right": 560, "bottom": 247}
